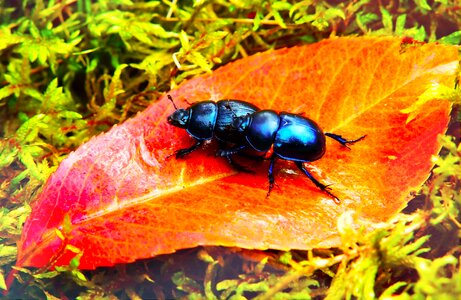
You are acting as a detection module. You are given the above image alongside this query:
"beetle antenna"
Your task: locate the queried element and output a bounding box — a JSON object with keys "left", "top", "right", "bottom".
{"left": 167, "top": 95, "right": 179, "bottom": 110}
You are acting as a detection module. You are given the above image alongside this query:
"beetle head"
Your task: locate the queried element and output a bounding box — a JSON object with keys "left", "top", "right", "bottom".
{"left": 232, "top": 114, "right": 251, "bottom": 133}
{"left": 168, "top": 109, "right": 189, "bottom": 128}
{"left": 167, "top": 94, "right": 190, "bottom": 128}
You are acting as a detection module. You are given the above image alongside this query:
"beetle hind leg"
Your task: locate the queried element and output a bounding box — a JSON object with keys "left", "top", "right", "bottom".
{"left": 325, "top": 133, "right": 366, "bottom": 149}
{"left": 295, "top": 161, "right": 340, "bottom": 204}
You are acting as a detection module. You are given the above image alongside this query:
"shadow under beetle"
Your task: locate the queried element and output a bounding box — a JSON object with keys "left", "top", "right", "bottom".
{"left": 167, "top": 96, "right": 365, "bottom": 203}
{"left": 167, "top": 95, "right": 259, "bottom": 170}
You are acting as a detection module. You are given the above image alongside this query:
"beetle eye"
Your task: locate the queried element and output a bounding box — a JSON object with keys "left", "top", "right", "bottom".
{"left": 167, "top": 109, "right": 189, "bottom": 128}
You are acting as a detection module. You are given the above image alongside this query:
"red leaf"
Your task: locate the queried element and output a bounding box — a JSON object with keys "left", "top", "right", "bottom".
{"left": 17, "top": 37, "right": 458, "bottom": 269}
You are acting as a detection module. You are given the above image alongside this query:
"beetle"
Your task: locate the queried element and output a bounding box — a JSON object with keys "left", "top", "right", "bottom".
{"left": 229, "top": 109, "right": 366, "bottom": 202}
{"left": 167, "top": 95, "right": 259, "bottom": 169}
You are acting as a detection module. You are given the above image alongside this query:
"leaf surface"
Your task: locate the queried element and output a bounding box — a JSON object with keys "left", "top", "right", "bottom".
{"left": 17, "top": 37, "right": 458, "bottom": 269}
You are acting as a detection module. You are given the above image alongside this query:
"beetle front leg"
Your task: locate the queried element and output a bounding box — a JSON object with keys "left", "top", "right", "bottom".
{"left": 295, "top": 161, "right": 340, "bottom": 204}
{"left": 325, "top": 133, "right": 366, "bottom": 149}
{"left": 174, "top": 140, "right": 204, "bottom": 158}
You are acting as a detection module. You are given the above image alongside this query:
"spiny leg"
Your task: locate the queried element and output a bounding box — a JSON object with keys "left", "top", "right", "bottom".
{"left": 266, "top": 154, "right": 278, "bottom": 197}
{"left": 174, "top": 140, "right": 203, "bottom": 158}
{"left": 325, "top": 133, "right": 366, "bottom": 149}
{"left": 295, "top": 161, "right": 340, "bottom": 204}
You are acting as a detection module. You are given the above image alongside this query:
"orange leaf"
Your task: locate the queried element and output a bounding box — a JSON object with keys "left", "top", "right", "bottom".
{"left": 17, "top": 36, "right": 458, "bottom": 269}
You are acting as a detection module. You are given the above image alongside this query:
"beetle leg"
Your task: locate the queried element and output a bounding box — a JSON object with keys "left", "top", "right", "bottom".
{"left": 215, "top": 143, "right": 254, "bottom": 172}
{"left": 175, "top": 140, "right": 204, "bottom": 158}
{"left": 325, "top": 133, "right": 366, "bottom": 149}
{"left": 216, "top": 145, "right": 247, "bottom": 157}
{"left": 266, "top": 155, "right": 279, "bottom": 197}
{"left": 225, "top": 155, "right": 254, "bottom": 173}
{"left": 295, "top": 161, "right": 340, "bottom": 204}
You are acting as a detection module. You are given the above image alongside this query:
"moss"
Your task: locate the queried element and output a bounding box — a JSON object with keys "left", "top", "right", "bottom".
{"left": 1, "top": 0, "right": 460, "bottom": 298}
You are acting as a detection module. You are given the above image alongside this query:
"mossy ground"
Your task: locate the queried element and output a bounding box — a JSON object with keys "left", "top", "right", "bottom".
{"left": 1, "top": 1, "right": 460, "bottom": 299}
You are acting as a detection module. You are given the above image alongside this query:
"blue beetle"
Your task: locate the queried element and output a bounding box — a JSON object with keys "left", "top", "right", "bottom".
{"left": 167, "top": 95, "right": 259, "bottom": 170}
{"left": 230, "top": 109, "right": 366, "bottom": 202}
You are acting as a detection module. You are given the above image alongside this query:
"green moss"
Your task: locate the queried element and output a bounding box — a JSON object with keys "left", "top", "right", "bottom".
{"left": 1, "top": 0, "right": 460, "bottom": 298}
